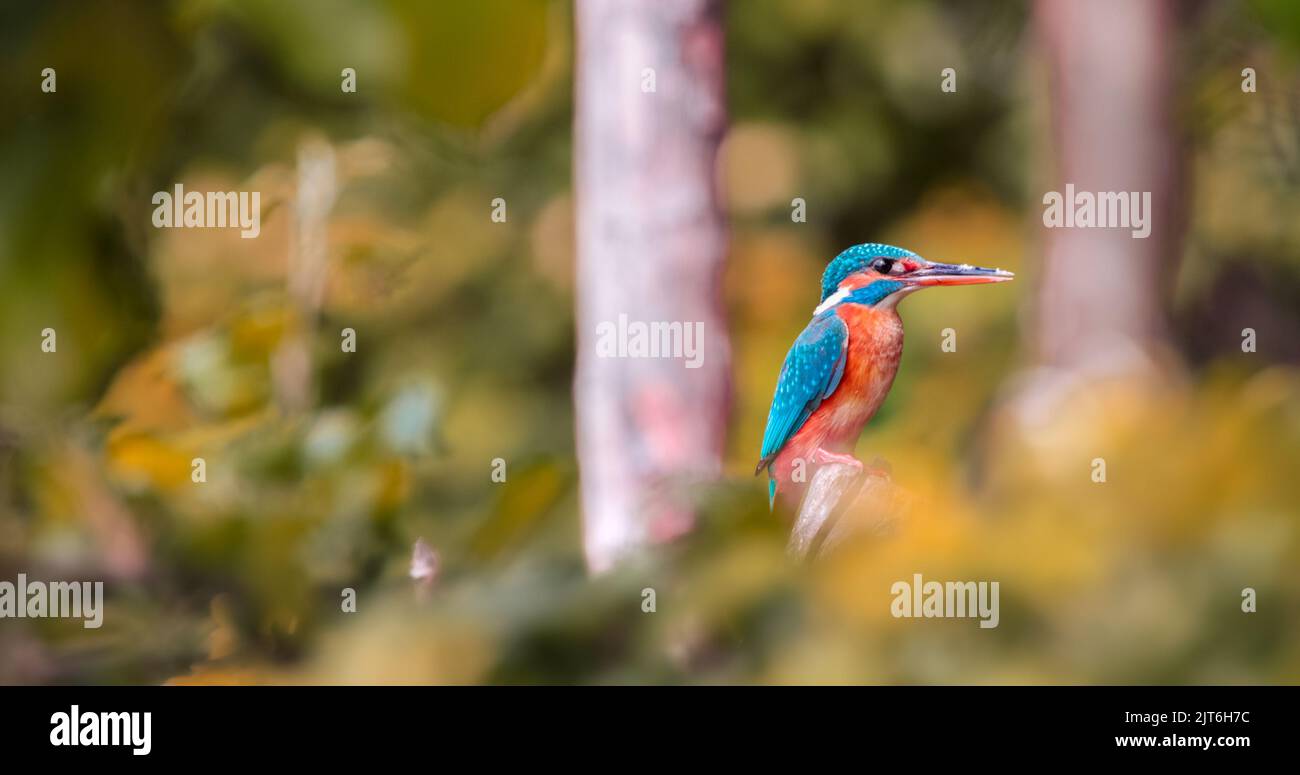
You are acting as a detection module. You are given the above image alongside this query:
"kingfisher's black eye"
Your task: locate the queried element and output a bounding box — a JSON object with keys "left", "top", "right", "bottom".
{"left": 871, "top": 257, "right": 897, "bottom": 274}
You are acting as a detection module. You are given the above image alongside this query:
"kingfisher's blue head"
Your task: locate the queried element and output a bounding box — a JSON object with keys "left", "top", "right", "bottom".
{"left": 816, "top": 242, "right": 1013, "bottom": 312}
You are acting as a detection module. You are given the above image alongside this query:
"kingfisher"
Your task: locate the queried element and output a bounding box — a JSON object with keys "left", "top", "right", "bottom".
{"left": 756, "top": 243, "right": 1013, "bottom": 508}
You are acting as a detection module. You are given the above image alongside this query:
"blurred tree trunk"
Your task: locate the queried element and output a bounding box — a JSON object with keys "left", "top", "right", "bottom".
{"left": 1030, "top": 0, "right": 1184, "bottom": 387}
{"left": 573, "top": 0, "right": 730, "bottom": 573}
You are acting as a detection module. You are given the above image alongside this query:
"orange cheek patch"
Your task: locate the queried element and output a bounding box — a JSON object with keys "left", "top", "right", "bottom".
{"left": 839, "top": 272, "right": 884, "bottom": 292}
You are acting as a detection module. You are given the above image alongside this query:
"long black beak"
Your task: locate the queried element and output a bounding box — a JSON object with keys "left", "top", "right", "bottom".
{"left": 905, "top": 261, "right": 1014, "bottom": 286}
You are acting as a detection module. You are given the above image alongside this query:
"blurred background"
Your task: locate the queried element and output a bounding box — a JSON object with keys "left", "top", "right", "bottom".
{"left": 1, "top": 0, "right": 1298, "bottom": 684}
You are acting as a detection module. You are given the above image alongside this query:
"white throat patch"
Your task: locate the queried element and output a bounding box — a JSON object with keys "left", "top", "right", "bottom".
{"left": 875, "top": 284, "right": 921, "bottom": 311}
{"left": 813, "top": 283, "right": 920, "bottom": 314}
{"left": 813, "top": 286, "right": 851, "bottom": 315}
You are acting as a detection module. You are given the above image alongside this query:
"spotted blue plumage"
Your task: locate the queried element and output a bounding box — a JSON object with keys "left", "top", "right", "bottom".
{"left": 757, "top": 243, "right": 919, "bottom": 507}
{"left": 820, "top": 243, "right": 918, "bottom": 301}
{"left": 756, "top": 310, "right": 848, "bottom": 488}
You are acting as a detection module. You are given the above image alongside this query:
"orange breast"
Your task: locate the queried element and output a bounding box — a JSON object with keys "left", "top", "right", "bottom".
{"left": 787, "top": 303, "right": 904, "bottom": 455}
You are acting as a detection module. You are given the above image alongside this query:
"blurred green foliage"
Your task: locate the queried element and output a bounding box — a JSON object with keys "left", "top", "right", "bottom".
{"left": 1, "top": 0, "right": 1298, "bottom": 684}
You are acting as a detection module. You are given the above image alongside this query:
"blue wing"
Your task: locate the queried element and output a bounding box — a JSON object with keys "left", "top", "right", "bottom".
{"left": 756, "top": 310, "right": 848, "bottom": 476}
